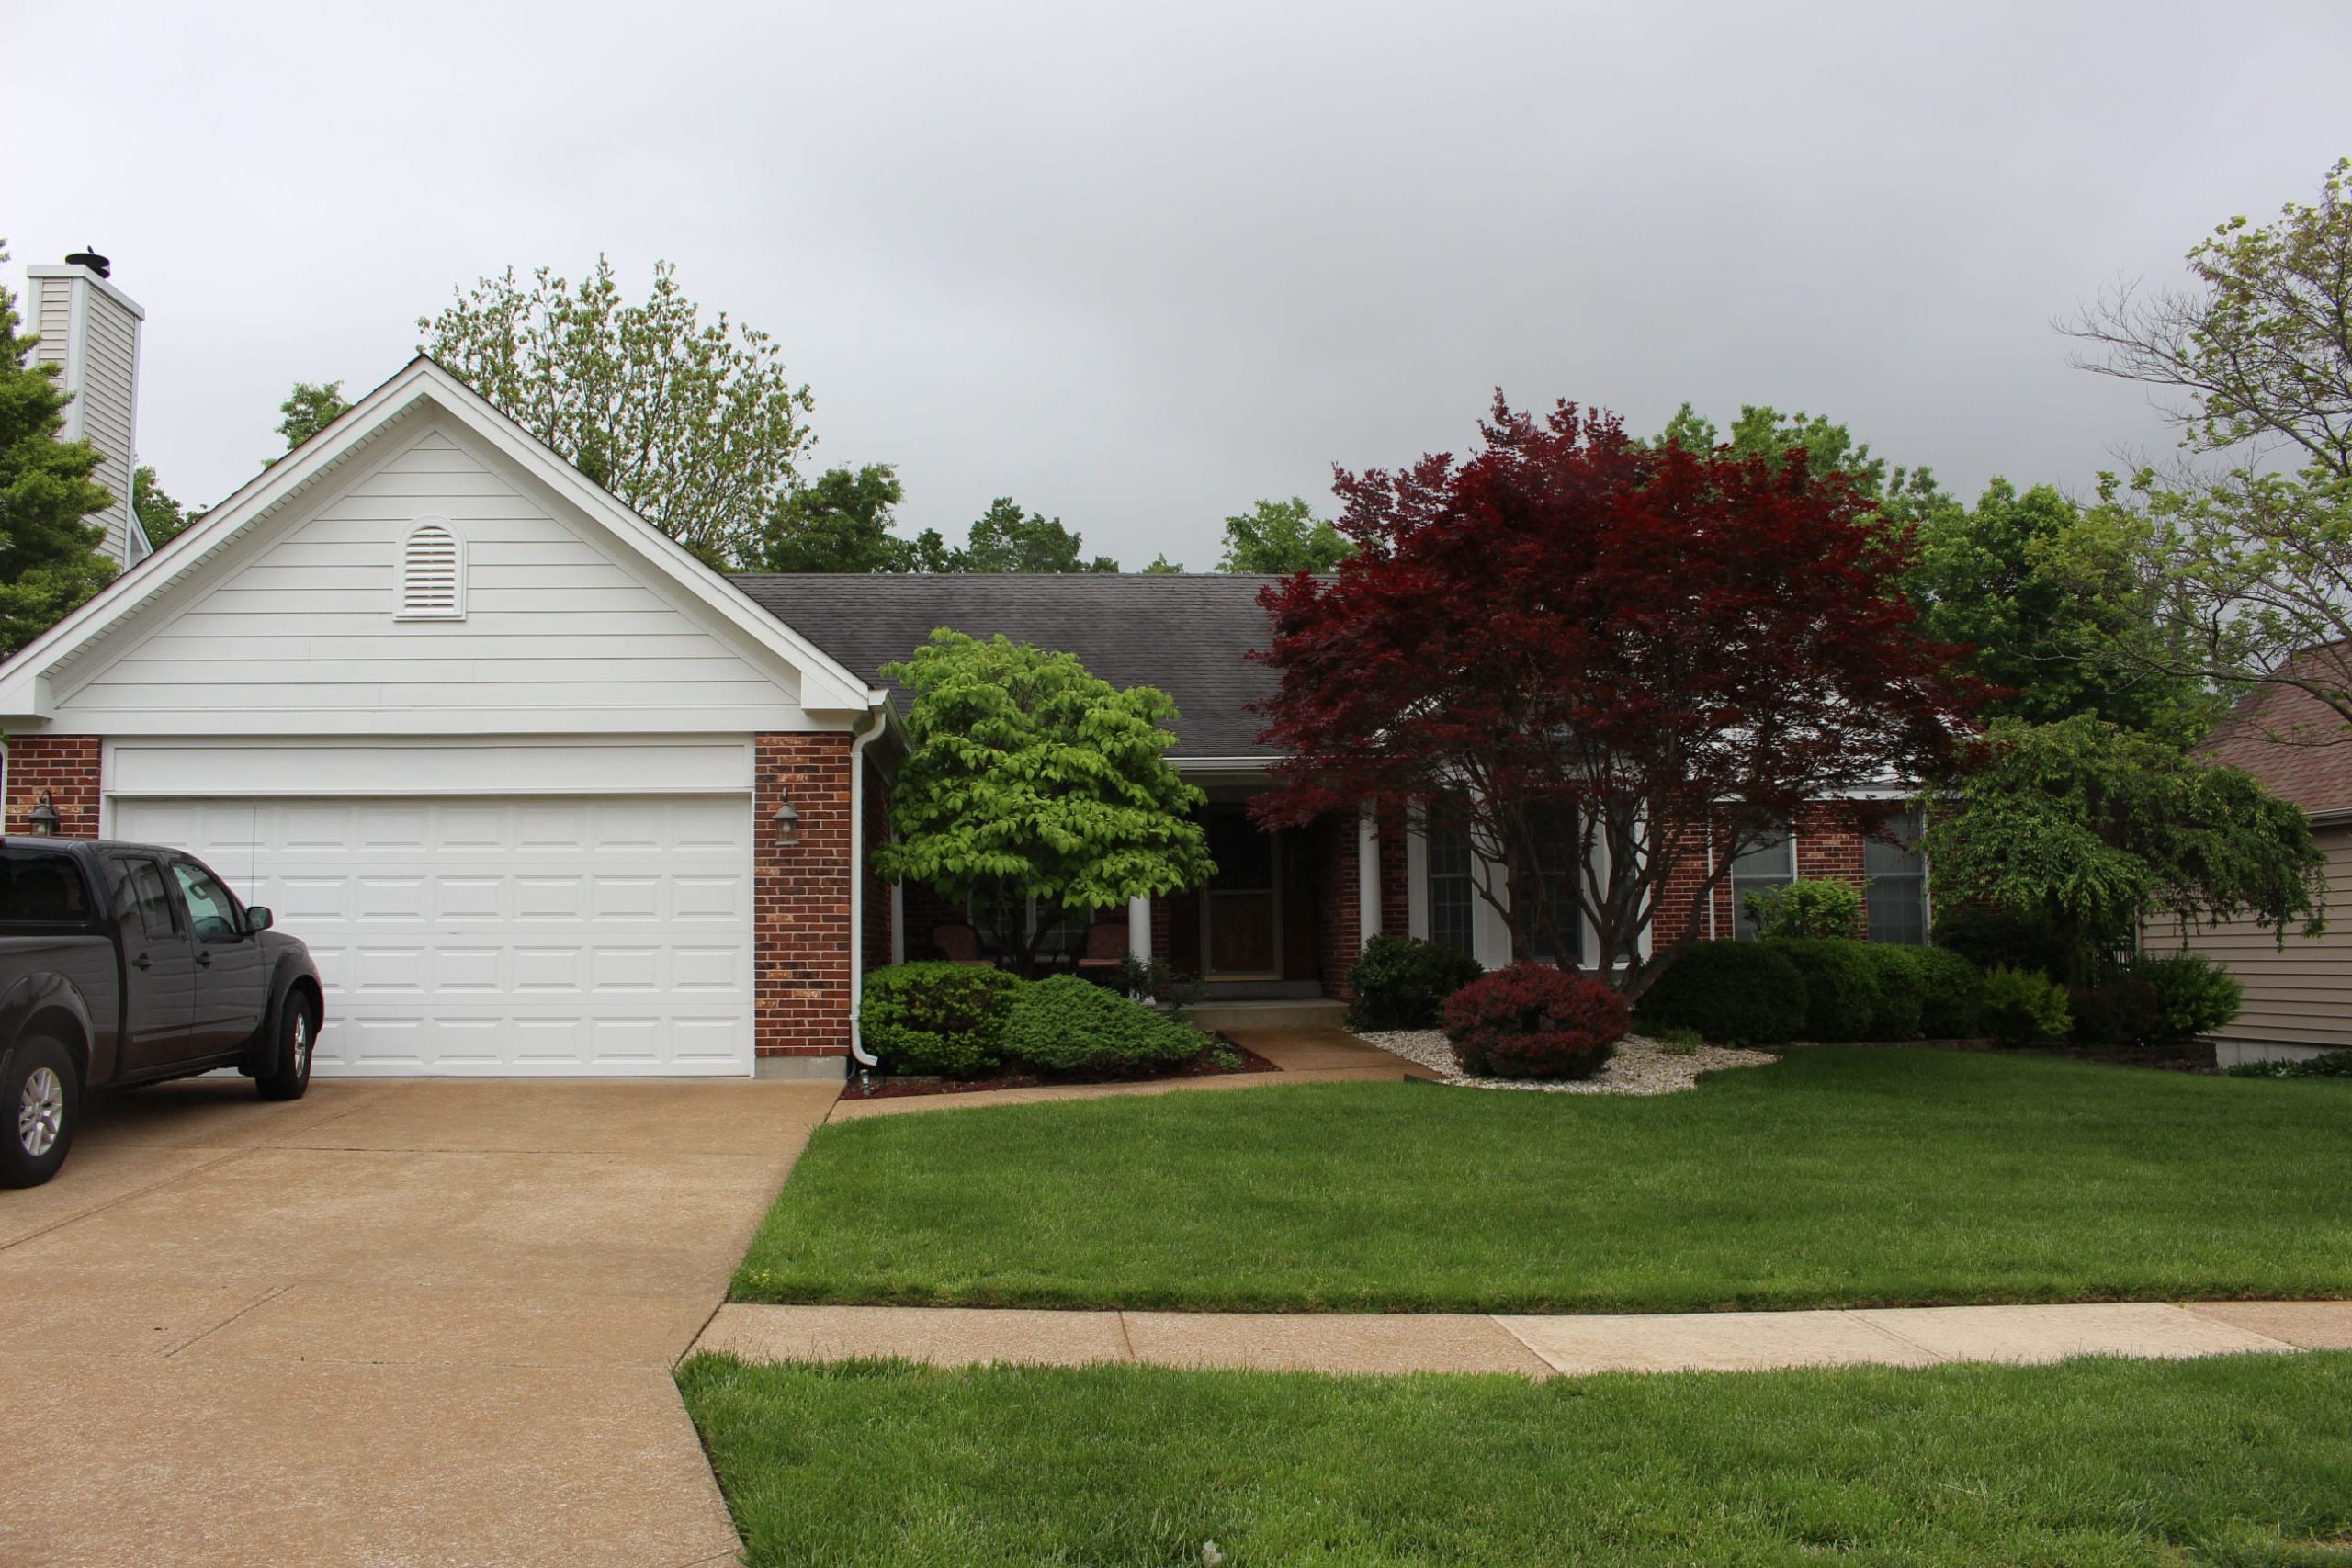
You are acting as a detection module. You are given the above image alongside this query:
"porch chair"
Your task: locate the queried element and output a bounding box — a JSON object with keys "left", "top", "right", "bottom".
{"left": 932, "top": 922, "right": 994, "bottom": 965}
{"left": 1075, "top": 920, "right": 1129, "bottom": 980}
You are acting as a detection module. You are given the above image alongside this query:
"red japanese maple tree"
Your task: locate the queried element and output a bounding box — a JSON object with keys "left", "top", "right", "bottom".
{"left": 1250, "top": 397, "right": 1975, "bottom": 998}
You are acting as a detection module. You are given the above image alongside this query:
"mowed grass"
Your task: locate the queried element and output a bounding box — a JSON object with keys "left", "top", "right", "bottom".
{"left": 736, "top": 1047, "right": 2352, "bottom": 1312}
{"left": 680, "top": 1350, "right": 2352, "bottom": 1567}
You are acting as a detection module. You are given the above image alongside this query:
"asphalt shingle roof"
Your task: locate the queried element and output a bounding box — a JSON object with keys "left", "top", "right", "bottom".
{"left": 731, "top": 573, "right": 1293, "bottom": 760}
{"left": 2201, "top": 647, "right": 2352, "bottom": 815}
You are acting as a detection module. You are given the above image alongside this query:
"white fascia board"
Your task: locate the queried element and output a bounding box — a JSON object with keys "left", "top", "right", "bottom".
{"left": 0, "top": 355, "right": 888, "bottom": 723}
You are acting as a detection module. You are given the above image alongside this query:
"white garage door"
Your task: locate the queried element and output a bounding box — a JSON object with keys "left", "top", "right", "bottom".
{"left": 110, "top": 795, "right": 755, "bottom": 1076}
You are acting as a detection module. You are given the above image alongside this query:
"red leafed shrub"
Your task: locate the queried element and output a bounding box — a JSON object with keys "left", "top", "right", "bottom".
{"left": 1441, "top": 963, "right": 1630, "bottom": 1080}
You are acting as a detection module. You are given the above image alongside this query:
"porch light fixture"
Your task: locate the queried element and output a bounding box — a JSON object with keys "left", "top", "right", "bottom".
{"left": 28, "top": 791, "right": 60, "bottom": 837}
{"left": 771, "top": 792, "right": 799, "bottom": 845}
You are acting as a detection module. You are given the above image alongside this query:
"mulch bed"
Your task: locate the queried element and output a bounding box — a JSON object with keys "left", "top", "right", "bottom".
{"left": 844, "top": 1038, "right": 1280, "bottom": 1100}
{"left": 1858, "top": 1038, "right": 2222, "bottom": 1074}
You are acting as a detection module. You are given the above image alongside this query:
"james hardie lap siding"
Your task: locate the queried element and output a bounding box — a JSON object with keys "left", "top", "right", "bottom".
{"left": 2175, "top": 824, "right": 2352, "bottom": 1050}
{"left": 48, "top": 420, "right": 802, "bottom": 733}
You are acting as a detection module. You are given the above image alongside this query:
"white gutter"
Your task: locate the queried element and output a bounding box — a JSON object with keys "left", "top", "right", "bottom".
{"left": 846, "top": 696, "right": 891, "bottom": 1069}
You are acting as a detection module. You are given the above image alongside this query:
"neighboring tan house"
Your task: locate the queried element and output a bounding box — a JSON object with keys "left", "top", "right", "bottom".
{"left": 0, "top": 290, "right": 1932, "bottom": 1081}
{"left": 2177, "top": 667, "right": 2352, "bottom": 1065}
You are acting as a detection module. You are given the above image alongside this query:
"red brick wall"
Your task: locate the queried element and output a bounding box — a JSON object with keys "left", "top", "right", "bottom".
{"left": 1375, "top": 806, "right": 1410, "bottom": 936}
{"left": 755, "top": 732, "right": 854, "bottom": 1059}
{"left": 5, "top": 735, "right": 102, "bottom": 838}
{"left": 861, "top": 755, "right": 893, "bottom": 975}
{"left": 1315, "top": 810, "right": 1362, "bottom": 997}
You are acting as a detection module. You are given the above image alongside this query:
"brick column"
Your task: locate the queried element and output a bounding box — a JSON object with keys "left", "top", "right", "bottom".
{"left": 5, "top": 735, "right": 102, "bottom": 838}
{"left": 754, "top": 732, "right": 854, "bottom": 1065}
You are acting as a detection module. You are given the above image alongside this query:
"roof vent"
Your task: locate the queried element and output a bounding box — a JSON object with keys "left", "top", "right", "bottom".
{"left": 63, "top": 248, "right": 110, "bottom": 278}
{"left": 397, "top": 521, "right": 465, "bottom": 620}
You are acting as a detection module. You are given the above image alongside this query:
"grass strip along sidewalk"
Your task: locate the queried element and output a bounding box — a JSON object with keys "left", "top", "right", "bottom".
{"left": 680, "top": 1349, "right": 2352, "bottom": 1567}
{"left": 736, "top": 1047, "right": 2352, "bottom": 1314}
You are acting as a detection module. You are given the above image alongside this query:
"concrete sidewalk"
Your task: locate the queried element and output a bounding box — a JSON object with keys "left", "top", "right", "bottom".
{"left": 693, "top": 1298, "right": 2352, "bottom": 1378}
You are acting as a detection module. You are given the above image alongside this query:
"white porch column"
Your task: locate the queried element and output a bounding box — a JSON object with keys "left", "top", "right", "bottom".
{"left": 1127, "top": 894, "right": 1152, "bottom": 964}
{"left": 889, "top": 881, "right": 907, "bottom": 966}
{"left": 1357, "top": 805, "right": 1382, "bottom": 952}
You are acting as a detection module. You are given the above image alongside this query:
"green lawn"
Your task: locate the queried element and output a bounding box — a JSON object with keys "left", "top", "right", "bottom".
{"left": 736, "top": 1047, "right": 2352, "bottom": 1312}
{"left": 680, "top": 1350, "right": 2352, "bottom": 1566}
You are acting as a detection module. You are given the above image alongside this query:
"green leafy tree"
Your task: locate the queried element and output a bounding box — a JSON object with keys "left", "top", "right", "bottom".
{"left": 2066, "top": 158, "right": 2352, "bottom": 735}
{"left": 274, "top": 379, "right": 351, "bottom": 455}
{"left": 1907, "top": 479, "right": 2212, "bottom": 735}
{"left": 1141, "top": 553, "right": 1184, "bottom": 573}
{"left": 940, "top": 497, "right": 1117, "bottom": 572}
{"left": 753, "top": 465, "right": 916, "bottom": 572}
{"left": 0, "top": 248, "right": 116, "bottom": 653}
{"left": 131, "top": 464, "right": 196, "bottom": 547}
{"left": 1926, "top": 716, "right": 2325, "bottom": 977}
{"left": 1217, "top": 496, "right": 1351, "bottom": 573}
{"left": 1655, "top": 403, "right": 1954, "bottom": 531}
{"left": 421, "top": 255, "right": 814, "bottom": 566}
{"left": 871, "top": 630, "right": 1215, "bottom": 974}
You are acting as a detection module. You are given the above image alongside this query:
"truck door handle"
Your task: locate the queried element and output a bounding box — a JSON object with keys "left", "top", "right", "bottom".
{"left": 132, "top": 953, "right": 151, "bottom": 971}
{"left": 196, "top": 951, "right": 212, "bottom": 968}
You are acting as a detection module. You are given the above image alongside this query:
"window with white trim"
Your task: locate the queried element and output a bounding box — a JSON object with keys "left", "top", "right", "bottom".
{"left": 1516, "top": 807, "right": 1583, "bottom": 964}
{"left": 1730, "top": 829, "right": 1795, "bottom": 939}
{"left": 1425, "top": 796, "right": 1475, "bottom": 957}
{"left": 1865, "top": 807, "right": 1928, "bottom": 944}
{"left": 398, "top": 522, "right": 465, "bottom": 619}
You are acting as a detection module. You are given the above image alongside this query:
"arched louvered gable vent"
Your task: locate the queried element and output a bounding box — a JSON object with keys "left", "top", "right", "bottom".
{"left": 398, "top": 522, "right": 465, "bottom": 619}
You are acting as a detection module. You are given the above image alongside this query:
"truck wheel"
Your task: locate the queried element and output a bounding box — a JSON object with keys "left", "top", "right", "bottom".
{"left": 4, "top": 1036, "right": 78, "bottom": 1188}
{"left": 255, "top": 997, "right": 316, "bottom": 1102}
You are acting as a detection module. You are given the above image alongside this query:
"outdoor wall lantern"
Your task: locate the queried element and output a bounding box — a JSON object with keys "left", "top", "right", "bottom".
{"left": 771, "top": 791, "right": 799, "bottom": 846}
{"left": 28, "top": 791, "right": 60, "bottom": 836}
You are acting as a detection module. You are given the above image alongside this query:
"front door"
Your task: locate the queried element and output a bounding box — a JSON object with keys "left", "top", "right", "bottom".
{"left": 1202, "top": 808, "right": 1280, "bottom": 977}
{"left": 172, "top": 858, "right": 268, "bottom": 1056}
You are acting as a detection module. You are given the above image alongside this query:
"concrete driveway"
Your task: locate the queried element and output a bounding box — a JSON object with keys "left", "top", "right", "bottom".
{"left": 0, "top": 1074, "right": 838, "bottom": 1568}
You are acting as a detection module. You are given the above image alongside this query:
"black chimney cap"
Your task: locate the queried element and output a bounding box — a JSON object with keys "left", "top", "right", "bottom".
{"left": 64, "top": 248, "right": 110, "bottom": 279}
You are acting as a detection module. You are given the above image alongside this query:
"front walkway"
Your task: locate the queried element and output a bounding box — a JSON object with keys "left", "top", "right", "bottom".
{"left": 0, "top": 1075, "right": 839, "bottom": 1568}
{"left": 694, "top": 1298, "right": 2352, "bottom": 1377}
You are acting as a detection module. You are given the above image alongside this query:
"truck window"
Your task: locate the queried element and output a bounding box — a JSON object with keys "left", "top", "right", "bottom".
{"left": 172, "top": 861, "right": 241, "bottom": 943}
{"left": 0, "top": 850, "right": 91, "bottom": 925}
{"left": 112, "top": 856, "right": 180, "bottom": 942}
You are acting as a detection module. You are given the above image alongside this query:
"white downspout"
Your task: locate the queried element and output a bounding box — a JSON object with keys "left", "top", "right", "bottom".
{"left": 846, "top": 700, "right": 889, "bottom": 1069}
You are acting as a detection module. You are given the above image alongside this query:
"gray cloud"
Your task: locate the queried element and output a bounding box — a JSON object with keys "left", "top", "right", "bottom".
{"left": 15, "top": 0, "right": 2350, "bottom": 565}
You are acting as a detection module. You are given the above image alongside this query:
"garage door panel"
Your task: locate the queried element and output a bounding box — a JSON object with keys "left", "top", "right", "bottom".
{"left": 111, "top": 794, "right": 753, "bottom": 1076}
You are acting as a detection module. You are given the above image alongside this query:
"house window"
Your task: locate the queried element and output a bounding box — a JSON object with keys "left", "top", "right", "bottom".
{"left": 1425, "top": 797, "right": 1475, "bottom": 957}
{"left": 398, "top": 521, "right": 465, "bottom": 619}
{"left": 1866, "top": 807, "right": 1928, "bottom": 945}
{"left": 970, "top": 893, "right": 1098, "bottom": 964}
{"left": 1730, "top": 829, "right": 1794, "bottom": 939}
{"left": 1516, "top": 808, "right": 1583, "bottom": 964}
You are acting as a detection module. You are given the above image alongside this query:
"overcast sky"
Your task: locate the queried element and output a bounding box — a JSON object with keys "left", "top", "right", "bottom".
{"left": 12, "top": 1, "right": 2350, "bottom": 567}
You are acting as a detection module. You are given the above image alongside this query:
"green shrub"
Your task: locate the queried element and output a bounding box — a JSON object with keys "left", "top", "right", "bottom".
{"left": 1653, "top": 1026, "right": 1704, "bottom": 1055}
{"left": 1909, "top": 946, "right": 1984, "bottom": 1038}
{"left": 2133, "top": 952, "right": 2245, "bottom": 1043}
{"left": 1932, "top": 905, "right": 2069, "bottom": 979}
{"left": 1634, "top": 942, "right": 1807, "bottom": 1047}
{"left": 2223, "top": 1048, "right": 2352, "bottom": 1079}
{"left": 2067, "top": 977, "right": 2163, "bottom": 1047}
{"left": 1982, "top": 964, "right": 2072, "bottom": 1046}
{"left": 1743, "top": 879, "right": 1863, "bottom": 940}
{"left": 1346, "top": 934, "right": 1485, "bottom": 1032}
{"left": 1442, "top": 963, "right": 1629, "bottom": 1079}
{"left": 860, "top": 962, "right": 1026, "bottom": 1077}
{"left": 1855, "top": 944, "right": 1927, "bottom": 1041}
{"left": 1001, "top": 974, "right": 1206, "bottom": 1076}
{"left": 1765, "top": 939, "right": 1881, "bottom": 1042}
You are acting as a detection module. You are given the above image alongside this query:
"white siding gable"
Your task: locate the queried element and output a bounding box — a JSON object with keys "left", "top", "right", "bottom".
{"left": 47, "top": 416, "right": 815, "bottom": 736}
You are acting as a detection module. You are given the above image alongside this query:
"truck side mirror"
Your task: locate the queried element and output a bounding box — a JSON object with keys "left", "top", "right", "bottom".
{"left": 243, "top": 906, "right": 275, "bottom": 933}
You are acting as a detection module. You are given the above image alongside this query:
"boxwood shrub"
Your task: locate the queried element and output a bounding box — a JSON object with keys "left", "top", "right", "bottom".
{"left": 1442, "top": 962, "right": 1629, "bottom": 1080}
{"left": 1854, "top": 943, "right": 1927, "bottom": 1041}
{"left": 1765, "top": 939, "right": 1881, "bottom": 1042}
{"left": 1001, "top": 974, "right": 1206, "bottom": 1075}
{"left": 1345, "top": 934, "right": 1485, "bottom": 1032}
{"left": 1983, "top": 964, "right": 2072, "bottom": 1045}
{"left": 860, "top": 962, "right": 1026, "bottom": 1077}
{"left": 1909, "top": 945, "right": 1985, "bottom": 1038}
{"left": 1634, "top": 942, "right": 1807, "bottom": 1046}
{"left": 2133, "top": 952, "right": 2245, "bottom": 1043}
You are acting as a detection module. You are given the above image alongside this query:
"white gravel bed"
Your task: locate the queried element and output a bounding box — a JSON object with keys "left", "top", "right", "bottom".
{"left": 1358, "top": 1030, "right": 1777, "bottom": 1095}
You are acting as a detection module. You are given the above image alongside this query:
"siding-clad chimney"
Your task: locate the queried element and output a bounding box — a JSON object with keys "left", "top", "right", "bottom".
{"left": 27, "top": 254, "right": 151, "bottom": 568}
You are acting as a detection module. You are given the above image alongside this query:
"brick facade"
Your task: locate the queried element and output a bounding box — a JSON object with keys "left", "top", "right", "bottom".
{"left": 5, "top": 734, "right": 102, "bottom": 839}
{"left": 754, "top": 732, "right": 857, "bottom": 1059}
{"left": 1313, "top": 811, "right": 1362, "bottom": 997}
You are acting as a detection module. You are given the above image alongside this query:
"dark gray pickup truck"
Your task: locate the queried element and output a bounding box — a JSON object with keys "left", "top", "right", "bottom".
{"left": 1, "top": 838, "right": 323, "bottom": 1187}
